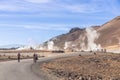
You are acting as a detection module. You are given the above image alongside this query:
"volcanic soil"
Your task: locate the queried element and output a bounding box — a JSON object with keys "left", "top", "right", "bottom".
{"left": 41, "top": 53, "right": 120, "bottom": 80}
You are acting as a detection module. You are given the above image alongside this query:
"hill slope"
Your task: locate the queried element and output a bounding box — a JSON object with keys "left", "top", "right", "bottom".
{"left": 97, "top": 16, "right": 120, "bottom": 49}
{"left": 41, "top": 16, "right": 120, "bottom": 51}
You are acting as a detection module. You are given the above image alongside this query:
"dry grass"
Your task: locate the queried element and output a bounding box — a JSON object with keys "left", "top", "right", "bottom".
{"left": 0, "top": 50, "right": 51, "bottom": 53}
{"left": 0, "top": 53, "right": 42, "bottom": 61}
{"left": 0, "top": 55, "right": 33, "bottom": 61}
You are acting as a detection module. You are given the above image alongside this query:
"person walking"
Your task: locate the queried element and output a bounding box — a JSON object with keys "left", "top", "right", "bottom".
{"left": 17, "top": 53, "right": 21, "bottom": 62}
{"left": 33, "top": 53, "right": 38, "bottom": 63}
{"left": 36, "top": 54, "right": 38, "bottom": 60}
{"left": 33, "top": 53, "right": 36, "bottom": 63}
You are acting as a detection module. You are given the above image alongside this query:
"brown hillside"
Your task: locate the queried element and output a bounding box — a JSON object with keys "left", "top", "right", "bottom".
{"left": 51, "top": 27, "right": 86, "bottom": 49}
{"left": 97, "top": 16, "right": 120, "bottom": 48}
{"left": 42, "top": 16, "right": 120, "bottom": 50}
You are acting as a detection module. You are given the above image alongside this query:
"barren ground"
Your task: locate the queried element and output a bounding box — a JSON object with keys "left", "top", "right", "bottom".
{"left": 41, "top": 53, "right": 120, "bottom": 80}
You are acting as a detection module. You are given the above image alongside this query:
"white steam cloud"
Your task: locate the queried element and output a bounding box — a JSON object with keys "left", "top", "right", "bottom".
{"left": 79, "top": 35, "right": 86, "bottom": 50}
{"left": 64, "top": 41, "right": 71, "bottom": 50}
{"left": 47, "top": 41, "right": 54, "bottom": 50}
{"left": 118, "top": 38, "right": 120, "bottom": 45}
{"left": 80, "top": 27, "right": 101, "bottom": 51}
{"left": 86, "top": 27, "right": 101, "bottom": 51}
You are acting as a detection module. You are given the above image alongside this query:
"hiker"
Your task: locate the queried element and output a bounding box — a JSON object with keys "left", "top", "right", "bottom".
{"left": 17, "top": 53, "right": 21, "bottom": 62}
{"left": 35, "top": 54, "right": 38, "bottom": 61}
{"left": 33, "top": 53, "right": 36, "bottom": 63}
{"left": 33, "top": 53, "right": 38, "bottom": 63}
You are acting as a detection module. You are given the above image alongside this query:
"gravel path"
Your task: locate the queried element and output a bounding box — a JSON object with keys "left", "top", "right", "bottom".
{"left": 0, "top": 52, "right": 94, "bottom": 80}
{"left": 0, "top": 59, "right": 43, "bottom": 80}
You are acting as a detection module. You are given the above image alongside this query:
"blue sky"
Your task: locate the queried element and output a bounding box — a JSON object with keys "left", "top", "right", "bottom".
{"left": 0, "top": 0, "right": 120, "bottom": 46}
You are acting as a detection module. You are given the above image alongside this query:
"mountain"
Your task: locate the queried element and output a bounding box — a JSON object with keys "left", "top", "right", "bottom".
{"left": 41, "top": 16, "right": 120, "bottom": 51}
{"left": 97, "top": 16, "right": 120, "bottom": 49}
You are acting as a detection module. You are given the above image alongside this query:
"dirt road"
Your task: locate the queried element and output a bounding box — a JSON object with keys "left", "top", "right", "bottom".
{"left": 0, "top": 52, "right": 93, "bottom": 80}
{"left": 0, "top": 59, "right": 43, "bottom": 80}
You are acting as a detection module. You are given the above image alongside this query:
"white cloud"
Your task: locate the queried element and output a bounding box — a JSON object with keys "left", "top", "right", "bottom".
{"left": 0, "top": 3, "right": 16, "bottom": 11}
{"left": 0, "top": 23, "right": 73, "bottom": 31}
{"left": 0, "top": 0, "right": 57, "bottom": 13}
{"left": 0, "top": 0, "right": 118, "bottom": 14}
{"left": 0, "top": 0, "right": 119, "bottom": 17}
{"left": 63, "top": 4, "right": 102, "bottom": 13}
{"left": 24, "top": 24, "right": 71, "bottom": 31}
{"left": 24, "top": 0, "right": 53, "bottom": 3}
{"left": 0, "top": 2, "right": 27, "bottom": 12}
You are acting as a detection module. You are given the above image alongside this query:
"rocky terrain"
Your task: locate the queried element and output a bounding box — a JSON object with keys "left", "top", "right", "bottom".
{"left": 41, "top": 53, "right": 120, "bottom": 80}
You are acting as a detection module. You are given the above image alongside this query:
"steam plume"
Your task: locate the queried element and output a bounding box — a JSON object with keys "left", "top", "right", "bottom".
{"left": 79, "top": 35, "right": 86, "bottom": 50}
{"left": 86, "top": 27, "right": 101, "bottom": 51}
{"left": 64, "top": 41, "right": 71, "bottom": 50}
{"left": 47, "top": 41, "right": 54, "bottom": 50}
